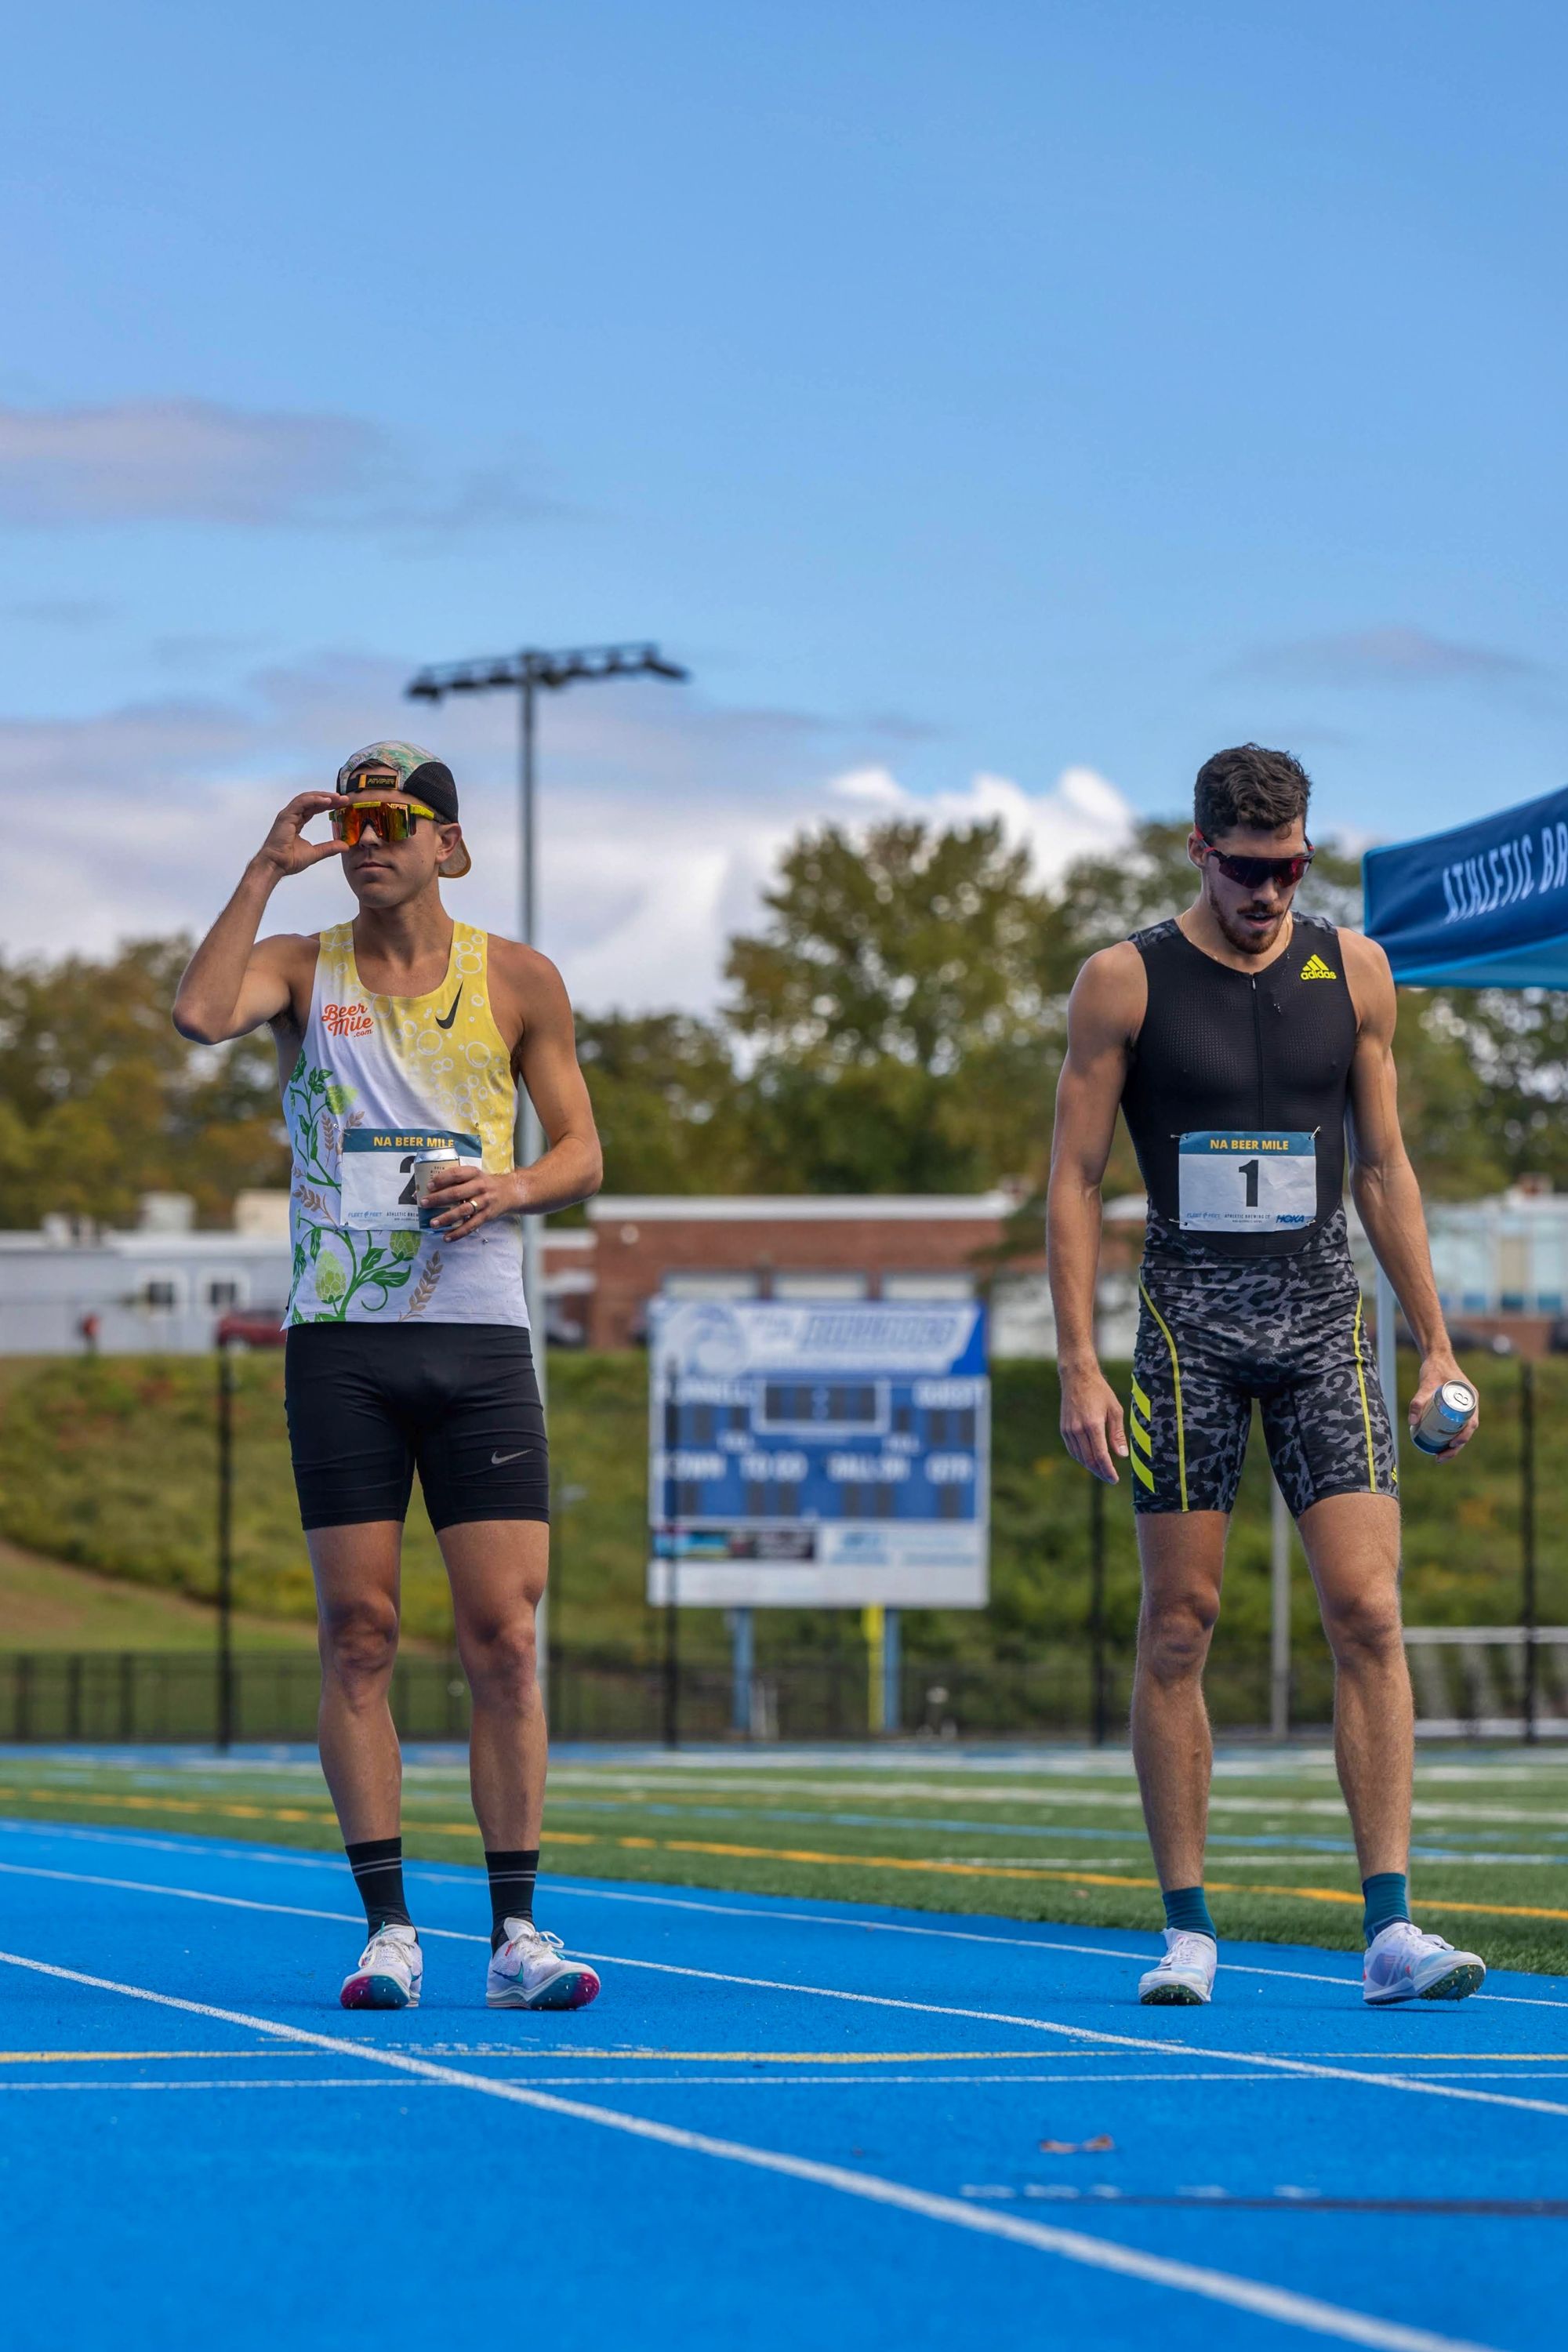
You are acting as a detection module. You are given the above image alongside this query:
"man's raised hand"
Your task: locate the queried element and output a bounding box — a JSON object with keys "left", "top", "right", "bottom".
{"left": 254, "top": 793, "right": 351, "bottom": 879}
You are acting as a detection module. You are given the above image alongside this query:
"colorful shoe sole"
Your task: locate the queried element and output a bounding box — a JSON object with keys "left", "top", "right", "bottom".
{"left": 1420, "top": 1961, "right": 1486, "bottom": 2002}
{"left": 487, "top": 1965, "right": 601, "bottom": 2012}
{"left": 340, "top": 1973, "right": 418, "bottom": 2010}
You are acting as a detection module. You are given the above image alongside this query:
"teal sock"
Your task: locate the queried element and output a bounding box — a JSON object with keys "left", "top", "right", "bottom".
{"left": 1162, "top": 1886, "right": 1216, "bottom": 1940}
{"left": 1362, "top": 1872, "right": 1411, "bottom": 1945}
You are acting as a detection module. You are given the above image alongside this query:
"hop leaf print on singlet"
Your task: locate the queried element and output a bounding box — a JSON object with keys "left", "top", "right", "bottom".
{"left": 307, "top": 1233, "right": 416, "bottom": 1319}
{"left": 315, "top": 1250, "right": 349, "bottom": 1304}
{"left": 284, "top": 1060, "right": 344, "bottom": 1191}
{"left": 390, "top": 1229, "right": 421, "bottom": 1261}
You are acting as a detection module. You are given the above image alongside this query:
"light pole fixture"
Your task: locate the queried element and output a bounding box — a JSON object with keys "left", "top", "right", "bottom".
{"left": 403, "top": 642, "right": 689, "bottom": 1683}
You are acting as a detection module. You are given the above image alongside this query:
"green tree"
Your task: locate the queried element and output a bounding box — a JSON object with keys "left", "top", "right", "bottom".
{"left": 723, "top": 818, "right": 1072, "bottom": 1192}
{"left": 574, "top": 1011, "right": 747, "bottom": 1195}
{"left": 0, "top": 938, "right": 286, "bottom": 1230}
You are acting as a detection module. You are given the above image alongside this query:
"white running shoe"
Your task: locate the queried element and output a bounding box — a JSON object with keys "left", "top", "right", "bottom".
{"left": 1138, "top": 1929, "right": 1218, "bottom": 2005}
{"left": 340, "top": 1924, "right": 423, "bottom": 2011}
{"left": 486, "top": 1918, "right": 601, "bottom": 2011}
{"left": 1363, "top": 1920, "right": 1486, "bottom": 2005}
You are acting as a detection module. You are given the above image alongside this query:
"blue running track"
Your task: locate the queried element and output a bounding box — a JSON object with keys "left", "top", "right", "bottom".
{"left": 2, "top": 1814, "right": 1565, "bottom": 2352}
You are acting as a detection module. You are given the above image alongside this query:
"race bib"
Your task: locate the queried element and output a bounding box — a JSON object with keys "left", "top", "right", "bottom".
{"left": 1177, "top": 1131, "right": 1316, "bottom": 1234}
{"left": 339, "top": 1128, "right": 482, "bottom": 1232}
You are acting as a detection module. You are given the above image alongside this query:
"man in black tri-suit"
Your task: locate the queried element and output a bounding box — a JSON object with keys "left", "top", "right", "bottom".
{"left": 1047, "top": 743, "right": 1485, "bottom": 2009}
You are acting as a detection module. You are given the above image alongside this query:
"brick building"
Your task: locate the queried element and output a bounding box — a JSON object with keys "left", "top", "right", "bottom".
{"left": 581, "top": 1193, "right": 1039, "bottom": 1350}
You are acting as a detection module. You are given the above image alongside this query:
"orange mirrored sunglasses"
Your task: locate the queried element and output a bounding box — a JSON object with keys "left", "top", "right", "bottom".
{"left": 328, "top": 798, "right": 440, "bottom": 848}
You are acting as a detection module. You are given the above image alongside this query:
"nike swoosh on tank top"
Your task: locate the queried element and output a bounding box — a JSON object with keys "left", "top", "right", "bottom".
{"left": 282, "top": 920, "right": 528, "bottom": 1325}
{"left": 1119, "top": 915, "right": 1357, "bottom": 1261}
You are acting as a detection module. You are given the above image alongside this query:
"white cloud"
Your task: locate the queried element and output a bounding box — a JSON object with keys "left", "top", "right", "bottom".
{"left": 0, "top": 399, "right": 553, "bottom": 532}
{"left": 827, "top": 759, "right": 1134, "bottom": 882}
{"left": 0, "top": 659, "right": 1133, "bottom": 1011}
{"left": 0, "top": 400, "right": 379, "bottom": 525}
{"left": 1236, "top": 626, "right": 1544, "bottom": 688}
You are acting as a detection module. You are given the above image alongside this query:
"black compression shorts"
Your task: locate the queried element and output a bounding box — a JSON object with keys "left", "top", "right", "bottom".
{"left": 1129, "top": 1210, "right": 1397, "bottom": 1519}
{"left": 284, "top": 1323, "right": 549, "bottom": 1533}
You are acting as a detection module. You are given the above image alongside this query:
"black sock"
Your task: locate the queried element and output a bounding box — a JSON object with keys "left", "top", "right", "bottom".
{"left": 345, "top": 1836, "right": 412, "bottom": 1935}
{"left": 486, "top": 1848, "right": 539, "bottom": 1951}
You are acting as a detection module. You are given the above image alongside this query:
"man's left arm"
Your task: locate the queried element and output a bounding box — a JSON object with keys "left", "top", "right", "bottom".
{"left": 425, "top": 943, "right": 604, "bottom": 1234}
{"left": 1343, "top": 931, "right": 1477, "bottom": 1457}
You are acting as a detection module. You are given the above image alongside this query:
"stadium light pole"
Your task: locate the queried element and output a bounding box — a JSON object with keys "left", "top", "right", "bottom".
{"left": 405, "top": 644, "right": 688, "bottom": 1697}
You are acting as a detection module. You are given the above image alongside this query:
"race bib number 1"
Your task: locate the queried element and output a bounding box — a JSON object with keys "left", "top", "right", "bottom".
{"left": 1177, "top": 1131, "right": 1316, "bottom": 1234}
{"left": 339, "top": 1128, "right": 482, "bottom": 1232}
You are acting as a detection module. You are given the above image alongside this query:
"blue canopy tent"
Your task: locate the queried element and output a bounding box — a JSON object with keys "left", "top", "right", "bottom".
{"left": 1363, "top": 781, "right": 1568, "bottom": 988}
{"left": 1362, "top": 787, "right": 1564, "bottom": 1737}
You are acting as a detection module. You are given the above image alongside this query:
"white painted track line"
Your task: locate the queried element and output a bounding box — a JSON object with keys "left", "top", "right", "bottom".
{"left": 0, "top": 1947, "right": 1502, "bottom": 2352}
{"left": 6, "top": 1818, "right": 1564, "bottom": 2009}
{"left": 1, "top": 1854, "right": 1565, "bottom": 2119}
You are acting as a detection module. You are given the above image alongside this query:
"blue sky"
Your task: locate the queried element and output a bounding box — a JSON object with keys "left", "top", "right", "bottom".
{"left": 1, "top": 1, "right": 1563, "bottom": 1002}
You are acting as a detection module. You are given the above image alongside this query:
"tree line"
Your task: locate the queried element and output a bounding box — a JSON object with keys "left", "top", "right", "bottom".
{"left": 1, "top": 816, "right": 1560, "bottom": 1230}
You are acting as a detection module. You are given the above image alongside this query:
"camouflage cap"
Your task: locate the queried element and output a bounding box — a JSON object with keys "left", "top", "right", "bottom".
{"left": 336, "top": 739, "right": 470, "bottom": 878}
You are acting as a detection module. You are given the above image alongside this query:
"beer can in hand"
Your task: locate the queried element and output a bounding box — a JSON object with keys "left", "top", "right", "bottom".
{"left": 1412, "top": 1379, "right": 1476, "bottom": 1456}
{"left": 413, "top": 1147, "right": 460, "bottom": 1230}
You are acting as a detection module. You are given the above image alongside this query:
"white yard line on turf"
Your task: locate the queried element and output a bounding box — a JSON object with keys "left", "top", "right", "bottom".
{"left": 0, "top": 1947, "right": 1503, "bottom": 2352}
{"left": 5, "top": 1824, "right": 1566, "bottom": 2011}
{"left": 1, "top": 1856, "right": 1565, "bottom": 2119}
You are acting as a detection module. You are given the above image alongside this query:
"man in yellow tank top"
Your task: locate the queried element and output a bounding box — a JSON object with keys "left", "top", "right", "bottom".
{"left": 174, "top": 741, "right": 605, "bottom": 2013}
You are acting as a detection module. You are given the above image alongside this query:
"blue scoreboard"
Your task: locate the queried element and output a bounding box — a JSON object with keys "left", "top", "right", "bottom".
{"left": 647, "top": 1298, "right": 989, "bottom": 1608}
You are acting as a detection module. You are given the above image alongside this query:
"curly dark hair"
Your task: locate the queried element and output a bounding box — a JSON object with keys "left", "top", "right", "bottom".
{"left": 1194, "top": 743, "right": 1312, "bottom": 838}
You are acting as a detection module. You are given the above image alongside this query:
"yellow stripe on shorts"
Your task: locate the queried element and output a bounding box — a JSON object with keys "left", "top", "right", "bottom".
{"left": 1352, "top": 1293, "right": 1378, "bottom": 1490}
{"left": 1138, "top": 1281, "right": 1188, "bottom": 1511}
{"left": 1130, "top": 1449, "right": 1156, "bottom": 1492}
{"left": 1131, "top": 1377, "right": 1152, "bottom": 1419}
{"left": 1128, "top": 1412, "right": 1151, "bottom": 1458}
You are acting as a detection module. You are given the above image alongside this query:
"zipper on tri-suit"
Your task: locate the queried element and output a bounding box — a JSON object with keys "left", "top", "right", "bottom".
{"left": 1250, "top": 975, "right": 1265, "bottom": 1127}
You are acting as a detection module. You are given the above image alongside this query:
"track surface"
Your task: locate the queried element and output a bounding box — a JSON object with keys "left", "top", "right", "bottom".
{"left": 2, "top": 1814, "right": 1566, "bottom": 2350}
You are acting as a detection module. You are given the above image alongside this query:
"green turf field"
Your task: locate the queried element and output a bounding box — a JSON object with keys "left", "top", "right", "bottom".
{"left": 5, "top": 1740, "right": 1566, "bottom": 1976}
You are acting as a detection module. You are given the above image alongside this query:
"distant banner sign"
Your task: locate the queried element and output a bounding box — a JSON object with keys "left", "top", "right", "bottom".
{"left": 647, "top": 1298, "right": 989, "bottom": 1608}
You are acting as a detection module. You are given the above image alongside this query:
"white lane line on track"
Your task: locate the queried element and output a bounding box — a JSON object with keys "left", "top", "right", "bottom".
{"left": 539, "top": 1881, "right": 1568, "bottom": 2013}
{"left": 5, "top": 1822, "right": 1566, "bottom": 2012}
{"left": 2, "top": 1856, "right": 1564, "bottom": 2120}
{"left": 0, "top": 1949, "right": 1502, "bottom": 2352}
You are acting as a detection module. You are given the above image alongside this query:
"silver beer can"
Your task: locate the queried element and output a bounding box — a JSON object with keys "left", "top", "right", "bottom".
{"left": 412, "top": 1147, "right": 460, "bottom": 1229}
{"left": 1412, "top": 1378, "right": 1476, "bottom": 1455}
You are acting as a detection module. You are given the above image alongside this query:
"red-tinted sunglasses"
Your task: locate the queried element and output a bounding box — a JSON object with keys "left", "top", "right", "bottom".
{"left": 1195, "top": 834, "right": 1314, "bottom": 889}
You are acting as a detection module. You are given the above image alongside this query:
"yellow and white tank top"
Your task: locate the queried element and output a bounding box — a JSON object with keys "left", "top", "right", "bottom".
{"left": 283, "top": 920, "right": 527, "bottom": 1327}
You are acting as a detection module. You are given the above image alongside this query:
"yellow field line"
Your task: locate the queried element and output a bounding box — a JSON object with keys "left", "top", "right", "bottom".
{"left": 0, "top": 2049, "right": 292, "bottom": 2063}
{"left": 5, "top": 1784, "right": 1566, "bottom": 1924}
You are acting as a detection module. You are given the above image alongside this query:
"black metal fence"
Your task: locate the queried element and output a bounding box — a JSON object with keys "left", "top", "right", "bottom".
{"left": 0, "top": 1652, "right": 469, "bottom": 1748}
{"left": 0, "top": 1636, "right": 1335, "bottom": 1748}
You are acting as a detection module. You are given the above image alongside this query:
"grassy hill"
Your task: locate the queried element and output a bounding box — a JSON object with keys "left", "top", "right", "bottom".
{"left": 0, "top": 1350, "right": 1555, "bottom": 1685}
{"left": 0, "top": 1534, "right": 318, "bottom": 1650}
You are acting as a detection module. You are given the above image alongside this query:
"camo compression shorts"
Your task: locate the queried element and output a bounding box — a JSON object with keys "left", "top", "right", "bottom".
{"left": 1127, "top": 1209, "right": 1398, "bottom": 1519}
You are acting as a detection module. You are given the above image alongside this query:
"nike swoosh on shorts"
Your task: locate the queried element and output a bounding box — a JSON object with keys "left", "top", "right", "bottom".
{"left": 492, "top": 1449, "right": 532, "bottom": 1465}
{"left": 435, "top": 989, "right": 463, "bottom": 1029}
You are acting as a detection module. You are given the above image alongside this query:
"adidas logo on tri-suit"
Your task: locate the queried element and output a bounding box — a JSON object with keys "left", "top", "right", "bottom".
{"left": 1119, "top": 914, "right": 1396, "bottom": 1517}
